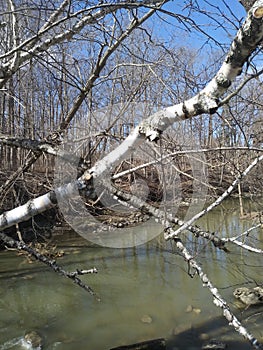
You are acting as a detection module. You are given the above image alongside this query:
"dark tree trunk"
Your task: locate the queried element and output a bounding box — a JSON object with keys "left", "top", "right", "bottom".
{"left": 239, "top": 0, "right": 257, "bottom": 11}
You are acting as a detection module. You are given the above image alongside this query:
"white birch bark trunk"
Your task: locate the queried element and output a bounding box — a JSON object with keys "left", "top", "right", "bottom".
{"left": 1, "top": 0, "right": 263, "bottom": 231}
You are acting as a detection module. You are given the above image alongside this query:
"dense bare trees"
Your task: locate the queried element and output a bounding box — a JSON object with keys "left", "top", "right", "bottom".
{"left": 1, "top": 1, "right": 263, "bottom": 348}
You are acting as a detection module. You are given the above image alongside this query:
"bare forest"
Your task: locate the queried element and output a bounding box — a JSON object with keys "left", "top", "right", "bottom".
{"left": 1, "top": 0, "right": 263, "bottom": 349}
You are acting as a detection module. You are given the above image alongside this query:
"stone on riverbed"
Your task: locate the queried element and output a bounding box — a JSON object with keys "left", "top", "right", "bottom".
{"left": 233, "top": 286, "right": 263, "bottom": 306}
{"left": 202, "top": 339, "right": 227, "bottom": 349}
{"left": 24, "top": 330, "right": 43, "bottom": 349}
{"left": 140, "top": 314, "right": 153, "bottom": 324}
{"left": 185, "top": 304, "right": 201, "bottom": 314}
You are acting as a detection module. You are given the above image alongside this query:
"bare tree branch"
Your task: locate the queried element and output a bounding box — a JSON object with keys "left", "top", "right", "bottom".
{"left": 165, "top": 154, "right": 263, "bottom": 240}
{"left": 0, "top": 4, "right": 159, "bottom": 200}
{"left": 166, "top": 228, "right": 263, "bottom": 350}
{"left": 0, "top": 133, "right": 82, "bottom": 165}
{"left": 222, "top": 223, "right": 263, "bottom": 253}
{"left": 2, "top": 1, "right": 263, "bottom": 232}
{"left": 220, "top": 68, "right": 263, "bottom": 106}
{"left": 0, "top": 231, "right": 99, "bottom": 298}
{"left": 0, "top": 1, "right": 165, "bottom": 88}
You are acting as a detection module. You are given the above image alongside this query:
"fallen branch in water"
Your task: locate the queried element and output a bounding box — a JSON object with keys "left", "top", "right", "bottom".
{"left": 109, "top": 176, "right": 263, "bottom": 255}
{"left": 103, "top": 183, "right": 263, "bottom": 348}
{"left": 104, "top": 179, "right": 263, "bottom": 347}
{"left": 3, "top": 0, "right": 263, "bottom": 232}
{"left": 0, "top": 231, "right": 99, "bottom": 299}
{"left": 67, "top": 268, "right": 98, "bottom": 277}
{"left": 164, "top": 154, "right": 263, "bottom": 240}
{"left": 222, "top": 223, "right": 263, "bottom": 253}
{"left": 166, "top": 228, "right": 263, "bottom": 350}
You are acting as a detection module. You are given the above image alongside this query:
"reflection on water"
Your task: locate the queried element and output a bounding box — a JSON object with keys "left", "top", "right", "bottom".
{"left": 0, "top": 199, "right": 263, "bottom": 350}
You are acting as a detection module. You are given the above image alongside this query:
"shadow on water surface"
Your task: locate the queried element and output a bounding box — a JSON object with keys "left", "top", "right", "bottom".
{"left": 166, "top": 314, "right": 261, "bottom": 350}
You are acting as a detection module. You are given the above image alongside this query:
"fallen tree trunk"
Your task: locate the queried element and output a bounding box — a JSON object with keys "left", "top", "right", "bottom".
{"left": 2, "top": 1, "right": 263, "bottom": 232}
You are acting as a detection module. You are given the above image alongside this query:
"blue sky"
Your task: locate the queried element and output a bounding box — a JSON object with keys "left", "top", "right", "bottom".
{"left": 151, "top": 0, "right": 247, "bottom": 50}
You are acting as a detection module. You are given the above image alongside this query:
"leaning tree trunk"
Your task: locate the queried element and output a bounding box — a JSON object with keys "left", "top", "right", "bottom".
{"left": 2, "top": 0, "right": 263, "bottom": 231}
{"left": 1, "top": 2, "right": 263, "bottom": 349}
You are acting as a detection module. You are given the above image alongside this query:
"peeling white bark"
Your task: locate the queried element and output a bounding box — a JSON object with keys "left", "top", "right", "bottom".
{"left": 0, "top": 180, "right": 87, "bottom": 230}
{"left": 1, "top": 3, "right": 263, "bottom": 346}
{"left": 138, "top": 0, "right": 263, "bottom": 140}
{"left": 85, "top": 1, "right": 263, "bottom": 184}
{"left": 107, "top": 177, "right": 262, "bottom": 255}
{"left": 89, "top": 127, "right": 143, "bottom": 177}
{"left": 0, "top": 193, "right": 54, "bottom": 230}
{"left": 1, "top": 1, "right": 263, "bottom": 231}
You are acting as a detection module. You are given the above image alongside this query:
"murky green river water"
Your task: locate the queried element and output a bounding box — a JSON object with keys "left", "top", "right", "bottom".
{"left": 0, "top": 199, "right": 263, "bottom": 350}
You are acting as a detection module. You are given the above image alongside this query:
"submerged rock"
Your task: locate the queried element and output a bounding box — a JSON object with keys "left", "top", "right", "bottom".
{"left": 202, "top": 339, "right": 227, "bottom": 350}
{"left": 1, "top": 332, "right": 43, "bottom": 350}
{"left": 24, "top": 330, "right": 42, "bottom": 349}
{"left": 199, "top": 333, "right": 209, "bottom": 341}
{"left": 233, "top": 286, "right": 263, "bottom": 306}
{"left": 185, "top": 305, "right": 201, "bottom": 314}
{"left": 185, "top": 305, "right": 193, "bottom": 313}
{"left": 193, "top": 308, "right": 201, "bottom": 314}
{"left": 140, "top": 314, "right": 153, "bottom": 324}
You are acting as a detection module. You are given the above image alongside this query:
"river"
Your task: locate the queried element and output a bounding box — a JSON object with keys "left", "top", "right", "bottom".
{"left": 0, "top": 198, "right": 262, "bottom": 349}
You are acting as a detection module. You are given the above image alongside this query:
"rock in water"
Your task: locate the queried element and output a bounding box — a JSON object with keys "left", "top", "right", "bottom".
{"left": 24, "top": 331, "right": 42, "bottom": 349}
{"left": 202, "top": 339, "right": 226, "bottom": 350}
{"left": 233, "top": 286, "right": 263, "bottom": 306}
{"left": 140, "top": 314, "right": 153, "bottom": 324}
{"left": 185, "top": 305, "right": 193, "bottom": 313}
